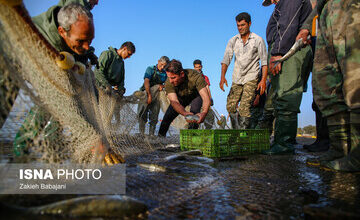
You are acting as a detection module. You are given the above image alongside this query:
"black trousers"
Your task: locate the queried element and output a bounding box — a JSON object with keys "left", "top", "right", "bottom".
{"left": 158, "top": 95, "right": 203, "bottom": 137}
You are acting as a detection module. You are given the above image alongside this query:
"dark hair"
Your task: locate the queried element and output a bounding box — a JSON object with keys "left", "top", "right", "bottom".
{"left": 120, "top": 41, "right": 136, "bottom": 53}
{"left": 235, "top": 12, "right": 251, "bottom": 23}
{"left": 193, "top": 59, "right": 202, "bottom": 66}
{"left": 164, "top": 59, "right": 183, "bottom": 75}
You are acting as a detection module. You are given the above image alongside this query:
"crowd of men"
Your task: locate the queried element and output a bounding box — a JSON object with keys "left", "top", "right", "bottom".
{"left": 7, "top": 0, "right": 360, "bottom": 172}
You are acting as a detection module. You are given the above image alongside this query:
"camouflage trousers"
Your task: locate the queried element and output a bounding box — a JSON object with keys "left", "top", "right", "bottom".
{"left": 226, "top": 79, "right": 257, "bottom": 117}
{"left": 312, "top": 0, "right": 360, "bottom": 118}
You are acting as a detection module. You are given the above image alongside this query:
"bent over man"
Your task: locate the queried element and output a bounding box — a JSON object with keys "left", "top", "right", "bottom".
{"left": 158, "top": 59, "right": 211, "bottom": 137}
{"left": 14, "top": 3, "right": 95, "bottom": 156}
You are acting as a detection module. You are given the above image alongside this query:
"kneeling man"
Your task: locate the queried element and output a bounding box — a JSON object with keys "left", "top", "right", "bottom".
{"left": 158, "top": 59, "right": 211, "bottom": 137}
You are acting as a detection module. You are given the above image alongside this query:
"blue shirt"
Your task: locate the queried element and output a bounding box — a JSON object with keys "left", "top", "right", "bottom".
{"left": 144, "top": 65, "right": 167, "bottom": 83}
{"left": 266, "top": 0, "right": 312, "bottom": 56}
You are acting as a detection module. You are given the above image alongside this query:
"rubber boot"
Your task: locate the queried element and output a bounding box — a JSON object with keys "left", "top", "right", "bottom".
{"left": 239, "top": 116, "right": 250, "bottom": 129}
{"left": 304, "top": 102, "right": 330, "bottom": 152}
{"left": 321, "top": 112, "right": 360, "bottom": 172}
{"left": 262, "top": 114, "right": 297, "bottom": 155}
{"left": 306, "top": 112, "right": 350, "bottom": 166}
{"left": 258, "top": 111, "right": 275, "bottom": 135}
{"left": 230, "top": 112, "right": 240, "bottom": 129}
{"left": 306, "top": 117, "right": 329, "bottom": 152}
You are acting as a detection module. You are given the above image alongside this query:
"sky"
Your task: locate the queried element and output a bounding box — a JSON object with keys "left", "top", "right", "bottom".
{"left": 23, "top": 0, "right": 315, "bottom": 127}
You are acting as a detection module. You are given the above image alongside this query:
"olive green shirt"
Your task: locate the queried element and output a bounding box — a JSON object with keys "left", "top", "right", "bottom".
{"left": 165, "top": 69, "right": 207, "bottom": 103}
{"left": 57, "top": 0, "right": 92, "bottom": 11}
{"left": 31, "top": 4, "right": 92, "bottom": 64}
{"left": 94, "top": 47, "right": 125, "bottom": 90}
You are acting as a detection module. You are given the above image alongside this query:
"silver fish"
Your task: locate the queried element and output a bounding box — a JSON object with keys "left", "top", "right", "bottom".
{"left": 138, "top": 163, "right": 167, "bottom": 172}
{"left": 272, "top": 36, "right": 310, "bottom": 68}
{"left": 2, "top": 195, "right": 148, "bottom": 218}
{"left": 164, "top": 150, "right": 203, "bottom": 162}
{"left": 185, "top": 115, "right": 200, "bottom": 121}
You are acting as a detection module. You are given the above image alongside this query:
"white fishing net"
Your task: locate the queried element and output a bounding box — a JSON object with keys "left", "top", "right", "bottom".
{"left": 0, "top": 3, "right": 224, "bottom": 164}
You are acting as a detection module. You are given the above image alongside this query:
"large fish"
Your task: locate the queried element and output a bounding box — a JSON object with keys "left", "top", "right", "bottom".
{"left": 185, "top": 115, "right": 200, "bottom": 122}
{"left": 2, "top": 195, "right": 148, "bottom": 218}
{"left": 138, "top": 163, "right": 167, "bottom": 172}
{"left": 272, "top": 36, "right": 310, "bottom": 68}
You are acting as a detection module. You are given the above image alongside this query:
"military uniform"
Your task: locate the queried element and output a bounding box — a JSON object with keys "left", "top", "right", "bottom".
{"left": 137, "top": 65, "right": 167, "bottom": 135}
{"left": 158, "top": 69, "right": 208, "bottom": 137}
{"left": 307, "top": 0, "right": 360, "bottom": 171}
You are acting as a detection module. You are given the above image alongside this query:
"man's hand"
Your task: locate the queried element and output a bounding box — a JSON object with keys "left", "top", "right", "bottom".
{"left": 269, "top": 56, "right": 282, "bottom": 75}
{"left": 196, "top": 112, "right": 207, "bottom": 123}
{"left": 296, "top": 29, "right": 311, "bottom": 46}
{"left": 159, "top": 85, "right": 164, "bottom": 91}
{"left": 113, "top": 86, "right": 125, "bottom": 98}
{"left": 91, "top": 142, "right": 125, "bottom": 165}
{"left": 257, "top": 80, "right": 266, "bottom": 95}
{"left": 219, "top": 77, "right": 228, "bottom": 92}
{"left": 146, "top": 93, "right": 152, "bottom": 105}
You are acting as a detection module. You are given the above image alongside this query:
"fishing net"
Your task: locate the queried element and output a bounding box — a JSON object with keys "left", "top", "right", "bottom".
{"left": 0, "top": 3, "right": 224, "bottom": 164}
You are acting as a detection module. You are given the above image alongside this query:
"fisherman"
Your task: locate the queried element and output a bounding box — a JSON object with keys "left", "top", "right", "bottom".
{"left": 158, "top": 59, "right": 211, "bottom": 137}
{"left": 220, "top": 12, "right": 268, "bottom": 129}
{"left": 2, "top": 0, "right": 99, "bottom": 131}
{"left": 261, "top": 0, "right": 313, "bottom": 155}
{"left": 57, "top": 0, "right": 99, "bottom": 66}
{"left": 13, "top": 3, "right": 95, "bottom": 156}
{"left": 297, "top": 0, "right": 360, "bottom": 172}
{"left": 94, "top": 41, "right": 135, "bottom": 125}
{"left": 137, "top": 56, "right": 169, "bottom": 136}
{"left": 193, "top": 59, "right": 215, "bottom": 129}
{"left": 299, "top": 0, "right": 330, "bottom": 153}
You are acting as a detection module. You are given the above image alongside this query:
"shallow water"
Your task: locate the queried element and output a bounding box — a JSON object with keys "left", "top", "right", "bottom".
{"left": 1, "top": 137, "right": 360, "bottom": 219}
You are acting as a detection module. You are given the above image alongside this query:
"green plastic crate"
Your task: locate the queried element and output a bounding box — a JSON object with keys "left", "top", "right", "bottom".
{"left": 180, "top": 129, "right": 270, "bottom": 157}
